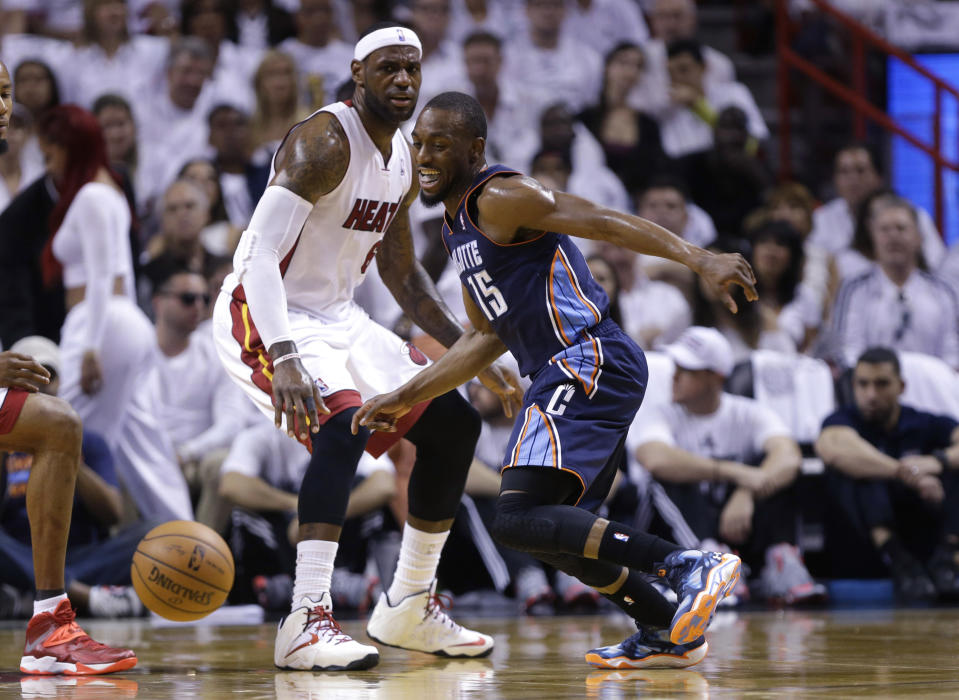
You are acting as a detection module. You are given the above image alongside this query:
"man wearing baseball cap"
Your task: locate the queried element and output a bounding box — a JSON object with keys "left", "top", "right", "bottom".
{"left": 631, "top": 327, "right": 824, "bottom": 604}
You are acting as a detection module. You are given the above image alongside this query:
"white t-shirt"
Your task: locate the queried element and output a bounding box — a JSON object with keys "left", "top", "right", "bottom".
{"left": 503, "top": 34, "right": 603, "bottom": 121}
{"left": 148, "top": 327, "right": 253, "bottom": 462}
{"left": 276, "top": 38, "right": 354, "bottom": 107}
{"left": 657, "top": 81, "right": 768, "bottom": 158}
{"left": 63, "top": 36, "right": 169, "bottom": 108}
{"left": 560, "top": 0, "right": 648, "bottom": 57}
{"left": 628, "top": 392, "right": 792, "bottom": 465}
{"left": 619, "top": 277, "right": 692, "bottom": 349}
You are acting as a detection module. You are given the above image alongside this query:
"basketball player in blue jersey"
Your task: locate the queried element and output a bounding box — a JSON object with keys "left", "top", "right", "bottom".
{"left": 354, "top": 92, "right": 759, "bottom": 670}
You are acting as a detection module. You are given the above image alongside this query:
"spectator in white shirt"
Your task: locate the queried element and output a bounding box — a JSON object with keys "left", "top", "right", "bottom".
{"left": 629, "top": 0, "right": 736, "bottom": 115}
{"left": 408, "top": 0, "right": 470, "bottom": 116}
{"left": 180, "top": 0, "right": 262, "bottom": 112}
{"left": 636, "top": 177, "right": 717, "bottom": 300}
{"left": 631, "top": 326, "right": 821, "bottom": 603}
{"left": 448, "top": 0, "right": 526, "bottom": 43}
{"left": 589, "top": 240, "right": 692, "bottom": 349}
{"left": 134, "top": 38, "right": 216, "bottom": 214}
{"left": 503, "top": 0, "right": 603, "bottom": 121}
{"left": 233, "top": 0, "right": 295, "bottom": 50}
{"left": 830, "top": 194, "right": 959, "bottom": 368}
{"left": 807, "top": 144, "right": 945, "bottom": 282}
{"left": 149, "top": 269, "right": 250, "bottom": 528}
{"left": 461, "top": 30, "right": 539, "bottom": 168}
{"left": 657, "top": 39, "right": 767, "bottom": 158}
{"left": 560, "top": 0, "right": 648, "bottom": 57}
{"left": 63, "top": 0, "right": 169, "bottom": 109}
{"left": 277, "top": 0, "right": 354, "bottom": 108}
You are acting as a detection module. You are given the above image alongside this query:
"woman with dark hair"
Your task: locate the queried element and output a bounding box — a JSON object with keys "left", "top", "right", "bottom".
{"left": 692, "top": 238, "right": 795, "bottom": 362}
{"left": 39, "top": 106, "right": 191, "bottom": 518}
{"left": 585, "top": 254, "right": 624, "bottom": 329}
{"left": 578, "top": 42, "right": 669, "bottom": 195}
{"left": 750, "top": 221, "right": 819, "bottom": 351}
{"left": 178, "top": 157, "right": 241, "bottom": 255}
{"left": 13, "top": 61, "right": 60, "bottom": 120}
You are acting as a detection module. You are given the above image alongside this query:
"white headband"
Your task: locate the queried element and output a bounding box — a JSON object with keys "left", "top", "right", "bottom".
{"left": 353, "top": 26, "right": 422, "bottom": 62}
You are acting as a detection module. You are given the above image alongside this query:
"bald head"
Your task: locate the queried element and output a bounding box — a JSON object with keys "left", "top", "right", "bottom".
{"left": 651, "top": 0, "right": 697, "bottom": 43}
{"left": 0, "top": 61, "right": 11, "bottom": 155}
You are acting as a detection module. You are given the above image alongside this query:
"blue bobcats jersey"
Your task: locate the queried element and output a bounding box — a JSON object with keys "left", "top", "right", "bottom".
{"left": 441, "top": 165, "right": 610, "bottom": 377}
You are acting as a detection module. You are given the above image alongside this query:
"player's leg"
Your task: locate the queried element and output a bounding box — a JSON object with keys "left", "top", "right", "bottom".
{"left": 366, "top": 390, "right": 495, "bottom": 657}
{"left": 0, "top": 391, "right": 136, "bottom": 675}
{"left": 211, "top": 297, "right": 378, "bottom": 671}
{"left": 493, "top": 466, "right": 740, "bottom": 646}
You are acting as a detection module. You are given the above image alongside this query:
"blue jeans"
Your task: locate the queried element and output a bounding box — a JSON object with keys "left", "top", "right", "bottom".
{"left": 0, "top": 520, "right": 160, "bottom": 591}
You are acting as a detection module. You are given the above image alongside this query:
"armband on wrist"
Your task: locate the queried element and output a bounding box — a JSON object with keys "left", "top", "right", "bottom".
{"left": 272, "top": 352, "right": 301, "bottom": 367}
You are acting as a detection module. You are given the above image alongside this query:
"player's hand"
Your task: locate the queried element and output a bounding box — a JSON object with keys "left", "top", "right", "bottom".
{"left": 80, "top": 349, "right": 104, "bottom": 395}
{"left": 271, "top": 356, "right": 328, "bottom": 441}
{"left": 477, "top": 362, "right": 523, "bottom": 418}
{"left": 719, "top": 489, "right": 754, "bottom": 545}
{"left": 351, "top": 390, "right": 414, "bottom": 434}
{"left": 0, "top": 351, "right": 50, "bottom": 392}
{"left": 696, "top": 252, "right": 758, "bottom": 313}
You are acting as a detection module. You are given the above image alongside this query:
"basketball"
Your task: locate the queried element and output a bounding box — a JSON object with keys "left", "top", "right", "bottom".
{"left": 131, "top": 520, "right": 235, "bottom": 622}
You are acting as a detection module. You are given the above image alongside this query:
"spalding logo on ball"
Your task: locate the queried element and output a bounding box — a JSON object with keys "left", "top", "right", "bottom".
{"left": 131, "top": 520, "right": 235, "bottom": 621}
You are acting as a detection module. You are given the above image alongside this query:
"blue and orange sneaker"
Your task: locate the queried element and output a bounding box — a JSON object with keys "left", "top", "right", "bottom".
{"left": 660, "top": 550, "right": 741, "bottom": 645}
{"left": 585, "top": 626, "right": 707, "bottom": 669}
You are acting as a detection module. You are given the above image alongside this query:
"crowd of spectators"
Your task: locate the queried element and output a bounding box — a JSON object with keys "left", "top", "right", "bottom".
{"left": 2, "top": 0, "right": 959, "bottom": 619}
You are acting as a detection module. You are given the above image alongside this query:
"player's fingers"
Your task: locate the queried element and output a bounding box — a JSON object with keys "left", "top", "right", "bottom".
{"left": 720, "top": 288, "right": 739, "bottom": 314}
{"left": 284, "top": 393, "right": 297, "bottom": 438}
{"left": 274, "top": 399, "right": 283, "bottom": 430}
{"left": 8, "top": 378, "right": 40, "bottom": 392}
{"left": 14, "top": 361, "right": 51, "bottom": 381}
{"left": 292, "top": 392, "right": 309, "bottom": 441}
{"left": 353, "top": 401, "right": 377, "bottom": 431}
{"left": 365, "top": 414, "right": 398, "bottom": 432}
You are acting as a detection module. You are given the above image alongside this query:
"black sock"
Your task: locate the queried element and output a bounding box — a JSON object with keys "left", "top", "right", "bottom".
{"left": 35, "top": 589, "right": 65, "bottom": 601}
{"left": 601, "top": 571, "right": 676, "bottom": 629}
{"left": 597, "top": 524, "right": 681, "bottom": 572}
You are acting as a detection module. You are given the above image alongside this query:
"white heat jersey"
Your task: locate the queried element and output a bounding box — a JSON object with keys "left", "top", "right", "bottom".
{"left": 224, "top": 101, "right": 413, "bottom": 321}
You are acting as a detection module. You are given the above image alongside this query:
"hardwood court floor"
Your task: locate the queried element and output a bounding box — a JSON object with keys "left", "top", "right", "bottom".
{"left": 2, "top": 607, "right": 959, "bottom": 698}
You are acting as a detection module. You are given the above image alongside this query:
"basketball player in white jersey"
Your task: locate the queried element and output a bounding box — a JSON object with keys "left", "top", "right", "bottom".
{"left": 211, "top": 25, "right": 520, "bottom": 671}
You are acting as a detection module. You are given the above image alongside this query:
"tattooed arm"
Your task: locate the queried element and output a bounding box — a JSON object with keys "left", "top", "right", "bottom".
{"left": 376, "top": 143, "right": 463, "bottom": 349}
{"left": 234, "top": 113, "right": 351, "bottom": 440}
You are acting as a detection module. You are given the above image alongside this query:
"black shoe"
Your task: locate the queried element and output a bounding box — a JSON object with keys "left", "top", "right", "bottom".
{"left": 891, "top": 557, "right": 937, "bottom": 602}
{"left": 928, "top": 546, "right": 959, "bottom": 600}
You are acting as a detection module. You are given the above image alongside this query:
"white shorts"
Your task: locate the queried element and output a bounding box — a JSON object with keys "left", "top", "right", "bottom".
{"left": 212, "top": 291, "right": 432, "bottom": 456}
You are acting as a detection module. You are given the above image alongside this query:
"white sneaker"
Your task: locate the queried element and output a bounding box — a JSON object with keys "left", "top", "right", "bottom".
{"left": 274, "top": 593, "right": 379, "bottom": 671}
{"left": 366, "top": 582, "right": 494, "bottom": 657}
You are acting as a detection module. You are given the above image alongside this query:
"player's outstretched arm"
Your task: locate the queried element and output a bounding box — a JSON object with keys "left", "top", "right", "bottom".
{"left": 234, "top": 114, "right": 350, "bottom": 440}
{"left": 352, "top": 288, "right": 521, "bottom": 434}
{"left": 477, "top": 177, "right": 758, "bottom": 312}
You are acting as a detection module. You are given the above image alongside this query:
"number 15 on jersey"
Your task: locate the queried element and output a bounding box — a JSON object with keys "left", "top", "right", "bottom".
{"left": 466, "top": 270, "right": 508, "bottom": 321}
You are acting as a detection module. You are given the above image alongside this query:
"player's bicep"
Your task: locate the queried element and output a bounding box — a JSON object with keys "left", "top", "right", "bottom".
{"left": 478, "top": 177, "right": 608, "bottom": 242}
{"left": 462, "top": 283, "right": 495, "bottom": 334}
{"left": 271, "top": 114, "right": 349, "bottom": 202}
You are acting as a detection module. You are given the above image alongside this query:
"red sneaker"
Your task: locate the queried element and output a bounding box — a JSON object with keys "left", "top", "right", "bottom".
{"left": 20, "top": 600, "right": 137, "bottom": 675}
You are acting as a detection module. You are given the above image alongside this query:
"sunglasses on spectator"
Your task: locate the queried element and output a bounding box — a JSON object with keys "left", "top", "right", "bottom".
{"left": 160, "top": 291, "right": 211, "bottom": 306}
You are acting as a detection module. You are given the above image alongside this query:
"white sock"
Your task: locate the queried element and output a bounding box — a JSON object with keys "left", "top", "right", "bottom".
{"left": 292, "top": 540, "right": 338, "bottom": 611}
{"left": 387, "top": 526, "right": 450, "bottom": 603}
{"left": 33, "top": 593, "right": 68, "bottom": 618}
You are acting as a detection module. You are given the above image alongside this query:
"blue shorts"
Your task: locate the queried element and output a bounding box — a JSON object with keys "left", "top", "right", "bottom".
{"left": 501, "top": 319, "right": 648, "bottom": 512}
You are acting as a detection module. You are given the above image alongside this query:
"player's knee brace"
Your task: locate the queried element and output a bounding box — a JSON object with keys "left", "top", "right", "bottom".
{"left": 491, "top": 491, "right": 596, "bottom": 555}
{"left": 405, "top": 390, "right": 482, "bottom": 522}
{"left": 298, "top": 408, "right": 369, "bottom": 527}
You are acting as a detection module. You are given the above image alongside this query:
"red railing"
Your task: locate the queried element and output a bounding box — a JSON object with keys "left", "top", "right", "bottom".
{"left": 776, "top": 0, "right": 959, "bottom": 233}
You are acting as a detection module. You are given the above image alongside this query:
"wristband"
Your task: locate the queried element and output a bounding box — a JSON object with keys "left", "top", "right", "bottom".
{"left": 272, "top": 352, "right": 301, "bottom": 367}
